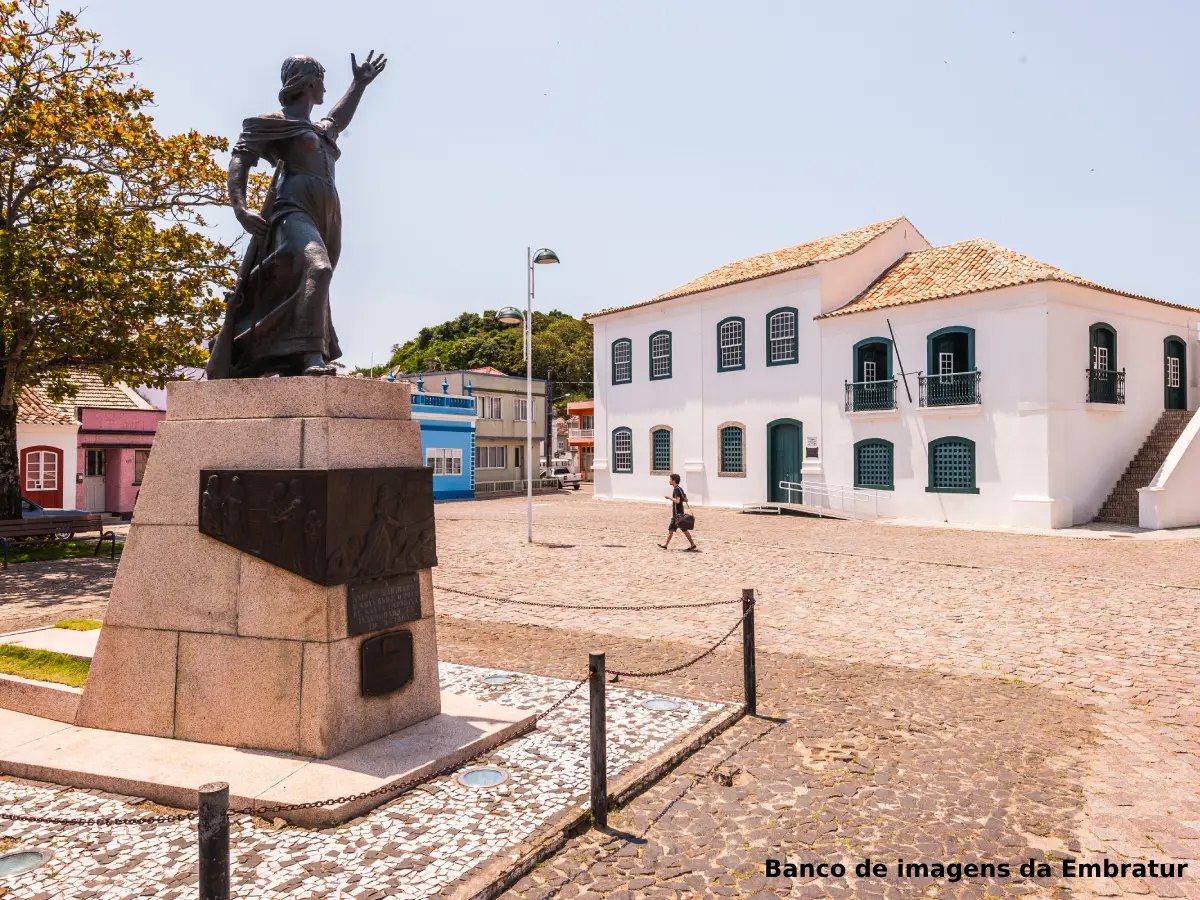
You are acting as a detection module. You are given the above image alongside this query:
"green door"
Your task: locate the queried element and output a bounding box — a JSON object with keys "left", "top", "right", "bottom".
{"left": 1166, "top": 338, "right": 1187, "bottom": 409}
{"left": 768, "top": 420, "right": 802, "bottom": 503}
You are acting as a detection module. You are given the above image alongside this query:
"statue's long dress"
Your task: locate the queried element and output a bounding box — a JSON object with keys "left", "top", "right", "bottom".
{"left": 206, "top": 113, "right": 344, "bottom": 379}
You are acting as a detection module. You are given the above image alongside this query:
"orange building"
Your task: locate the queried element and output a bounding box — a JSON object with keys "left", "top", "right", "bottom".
{"left": 566, "top": 399, "right": 594, "bottom": 481}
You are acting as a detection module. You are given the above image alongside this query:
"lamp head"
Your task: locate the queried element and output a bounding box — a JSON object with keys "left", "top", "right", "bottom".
{"left": 496, "top": 306, "right": 524, "bottom": 325}
{"left": 532, "top": 248, "right": 560, "bottom": 265}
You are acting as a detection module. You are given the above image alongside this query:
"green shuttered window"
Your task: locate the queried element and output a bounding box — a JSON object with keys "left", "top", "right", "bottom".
{"left": 720, "top": 426, "right": 744, "bottom": 474}
{"left": 652, "top": 428, "right": 671, "bottom": 473}
{"left": 927, "top": 437, "right": 978, "bottom": 493}
{"left": 854, "top": 439, "right": 893, "bottom": 490}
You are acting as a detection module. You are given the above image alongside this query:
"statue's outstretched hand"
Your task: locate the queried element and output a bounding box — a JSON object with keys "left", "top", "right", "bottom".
{"left": 351, "top": 50, "right": 387, "bottom": 85}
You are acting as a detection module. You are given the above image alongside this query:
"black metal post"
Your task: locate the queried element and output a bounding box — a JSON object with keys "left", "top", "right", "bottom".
{"left": 589, "top": 651, "right": 608, "bottom": 829}
{"left": 198, "top": 781, "right": 230, "bottom": 900}
{"left": 742, "top": 588, "right": 757, "bottom": 717}
{"left": 1, "top": 536, "right": 8, "bottom": 569}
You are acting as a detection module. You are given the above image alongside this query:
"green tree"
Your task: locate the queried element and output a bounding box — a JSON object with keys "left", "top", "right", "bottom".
{"left": 0, "top": 0, "right": 243, "bottom": 518}
{"left": 380, "top": 309, "right": 593, "bottom": 409}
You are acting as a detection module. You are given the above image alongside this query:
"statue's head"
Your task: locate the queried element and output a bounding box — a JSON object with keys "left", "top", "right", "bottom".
{"left": 279, "top": 55, "right": 326, "bottom": 106}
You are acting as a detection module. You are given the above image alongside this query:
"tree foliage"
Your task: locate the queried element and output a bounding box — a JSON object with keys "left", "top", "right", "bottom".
{"left": 0, "top": 0, "right": 245, "bottom": 517}
{"left": 378, "top": 310, "right": 593, "bottom": 409}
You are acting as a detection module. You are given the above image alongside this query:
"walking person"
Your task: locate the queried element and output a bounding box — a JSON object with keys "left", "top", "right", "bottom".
{"left": 659, "top": 473, "right": 698, "bottom": 551}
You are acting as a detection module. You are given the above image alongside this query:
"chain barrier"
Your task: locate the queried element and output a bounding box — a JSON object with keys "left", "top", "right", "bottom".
{"left": 435, "top": 585, "right": 744, "bottom": 611}
{"left": 608, "top": 603, "right": 751, "bottom": 679}
{"left": 0, "top": 809, "right": 197, "bottom": 826}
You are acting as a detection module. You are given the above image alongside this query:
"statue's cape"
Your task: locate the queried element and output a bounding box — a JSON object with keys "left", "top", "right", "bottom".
{"left": 232, "top": 112, "right": 339, "bottom": 167}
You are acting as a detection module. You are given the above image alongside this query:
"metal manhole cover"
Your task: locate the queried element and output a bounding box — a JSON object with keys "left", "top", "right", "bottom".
{"left": 642, "top": 698, "right": 682, "bottom": 711}
{"left": 482, "top": 674, "right": 516, "bottom": 685}
{"left": 456, "top": 767, "right": 509, "bottom": 788}
{"left": 0, "top": 849, "right": 53, "bottom": 878}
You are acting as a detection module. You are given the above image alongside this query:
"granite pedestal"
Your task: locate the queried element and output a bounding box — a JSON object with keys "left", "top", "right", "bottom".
{"left": 75, "top": 377, "right": 443, "bottom": 759}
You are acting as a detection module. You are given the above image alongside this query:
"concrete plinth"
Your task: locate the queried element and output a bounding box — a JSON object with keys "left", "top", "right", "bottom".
{"left": 73, "top": 377, "right": 442, "bottom": 758}
{"left": 0, "top": 692, "right": 535, "bottom": 827}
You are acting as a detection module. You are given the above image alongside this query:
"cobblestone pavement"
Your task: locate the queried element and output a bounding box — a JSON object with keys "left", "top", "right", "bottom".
{"left": 2, "top": 495, "right": 1198, "bottom": 898}
{"left": 0, "top": 557, "right": 115, "bottom": 632}
{"left": 428, "top": 494, "right": 1200, "bottom": 899}
{"left": 0, "top": 660, "right": 726, "bottom": 899}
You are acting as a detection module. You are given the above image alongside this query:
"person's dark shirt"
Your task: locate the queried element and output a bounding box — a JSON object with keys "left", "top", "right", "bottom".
{"left": 672, "top": 485, "right": 686, "bottom": 517}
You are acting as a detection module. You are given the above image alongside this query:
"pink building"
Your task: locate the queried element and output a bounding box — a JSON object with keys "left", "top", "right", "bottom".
{"left": 17, "top": 372, "right": 164, "bottom": 517}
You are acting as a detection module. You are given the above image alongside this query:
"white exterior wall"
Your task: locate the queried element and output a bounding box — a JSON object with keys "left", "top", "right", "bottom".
{"left": 819, "top": 285, "right": 1058, "bottom": 528}
{"left": 1139, "top": 411, "right": 1200, "bottom": 529}
{"left": 594, "top": 269, "right": 825, "bottom": 508}
{"left": 1045, "top": 285, "right": 1197, "bottom": 524}
{"left": 593, "top": 229, "right": 1200, "bottom": 529}
{"left": 16, "top": 422, "right": 80, "bottom": 508}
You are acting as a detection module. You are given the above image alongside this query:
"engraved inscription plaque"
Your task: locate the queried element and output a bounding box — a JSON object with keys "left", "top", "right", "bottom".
{"left": 360, "top": 630, "right": 414, "bottom": 697}
{"left": 347, "top": 573, "right": 422, "bottom": 637}
{"left": 197, "top": 467, "right": 437, "bottom": 585}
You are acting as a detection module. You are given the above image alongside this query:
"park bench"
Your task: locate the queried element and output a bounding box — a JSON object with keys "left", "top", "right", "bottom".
{"left": 0, "top": 514, "right": 115, "bottom": 569}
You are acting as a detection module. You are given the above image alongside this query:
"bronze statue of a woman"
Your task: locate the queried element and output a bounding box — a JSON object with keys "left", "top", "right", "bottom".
{"left": 206, "top": 51, "right": 387, "bottom": 379}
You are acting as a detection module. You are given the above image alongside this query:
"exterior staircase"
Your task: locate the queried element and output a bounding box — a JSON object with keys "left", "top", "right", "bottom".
{"left": 1094, "top": 409, "right": 1196, "bottom": 526}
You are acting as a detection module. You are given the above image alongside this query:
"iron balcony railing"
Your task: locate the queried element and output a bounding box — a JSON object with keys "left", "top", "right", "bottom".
{"left": 1086, "top": 368, "right": 1125, "bottom": 404}
{"left": 410, "top": 392, "right": 476, "bottom": 413}
{"left": 919, "top": 370, "right": 982, "bottom": 407}
{"left": 845, "top": 379, "right": 897, "bottom": 412}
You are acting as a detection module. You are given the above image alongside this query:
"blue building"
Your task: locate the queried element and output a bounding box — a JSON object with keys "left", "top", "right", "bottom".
{"left": 403, "top": 376, "right": 478, "bottom": 501}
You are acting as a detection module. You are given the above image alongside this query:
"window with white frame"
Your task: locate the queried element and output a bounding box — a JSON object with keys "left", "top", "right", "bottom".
{"left": 1168, "top": 356, "right": 1181, "bottom": 388}
{"left": 24, "top": 450, "right": 58, "bottom": 491}
{"left": 612, "top": 339, "right": 632, "bottom": 384}
{"left": 862, "top": 360, "right": 877, "bottom": 382}
{"left": 718, "top": 318, "right": 744, "bottom": 371}
{"left": 650, "top": 331, "right": 672, "bottom": 379}
{"left": 513, "top": 398, "right": 529, "bottom": 421}
{"left": 612, "top": 428, "right": 633, "bottom": 473}
{"left": 426, "top": 447, "right": 463, "bottom": 476}
{"left": 768, "top": 309, "right": 797, "bottom": 364}
{"left": 476, "top": 445, "right": 507, "bottom": 469}
{"left": 477, "top": 395, "right": 503, "bottom": 419}
{"left": 938, "top": 351, "right": 955, "bottom": 376}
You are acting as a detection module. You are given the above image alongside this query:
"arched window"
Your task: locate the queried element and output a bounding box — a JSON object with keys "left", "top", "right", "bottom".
{"left": 927, "top": 436, "right": 978, "bottom": 494}
{"left": 849, "top": 337, "right": 896, "bottom": 411}
{"left": 717, "top": 317, "right": 745, "bottom": 372}
{"left": 854, "top": 439, "right": 894, "bottom": 490}
{"left": 766, "top": 308, "right": 798, "bottom": 366}
{"left": 611, "top": 338, "right": 632, "bottom": 385}
{"left": 1088, "top": 323, "right": 1120, "bottom": 403}
{"left": 612, "top": 427, "right": 633, "bottom": 473}
{"left": 649, "top": 331, "right": 672, "bottom": 380}
{"left": 650, "top": 426, "right": 672, "bottom": 473}
{"left": 923, "top": 326, "right": 978, "bottom": 406}
{"left": 1165, "top": 335, "right": 1187, "bottom": 410}
{"left": 718, "top": 423, "right": 745, "bottom": 476}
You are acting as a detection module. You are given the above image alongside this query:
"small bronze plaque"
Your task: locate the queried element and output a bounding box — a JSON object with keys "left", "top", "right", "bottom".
{"left": 347, "top": 573, "right": 422, "bottom": 637}
{"left": 360, "top": 630, "right": 414, "bottom": 697}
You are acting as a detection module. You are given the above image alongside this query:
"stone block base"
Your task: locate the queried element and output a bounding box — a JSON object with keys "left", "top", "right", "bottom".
{"left": 75, "top": 377, "right": 441, "bottom": 758}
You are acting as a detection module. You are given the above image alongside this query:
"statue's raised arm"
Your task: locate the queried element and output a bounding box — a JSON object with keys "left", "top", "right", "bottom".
{"left": 327, "top": 51, "right": 388, "bottom": 133}
{"left": 206, "top": 51, "right": 387, "bottom": 380}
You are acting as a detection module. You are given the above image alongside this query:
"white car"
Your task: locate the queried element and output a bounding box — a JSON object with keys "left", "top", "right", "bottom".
{"left": 544, "top": 466, "right": 582, "bottom": 490}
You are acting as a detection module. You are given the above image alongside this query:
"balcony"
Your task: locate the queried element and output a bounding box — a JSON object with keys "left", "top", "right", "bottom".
{"left": 410, "top": 392, "right": 476, "bottom": 415}
{"left": 568, "top": 427, "right": 594, "bottom": 443}
{"left": 919, "top": 371, "right": 981, "bottom": 407}
{"left": 1087, "top": 368, "right": 1125, "bottom": 404}
{"left": 845, "top": 379, "right": 897, "bottom": 412}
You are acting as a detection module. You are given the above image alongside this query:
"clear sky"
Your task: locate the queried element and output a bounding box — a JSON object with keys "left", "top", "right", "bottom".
{"left": 85, "top": 0, "right": 1200, "bottom": 368}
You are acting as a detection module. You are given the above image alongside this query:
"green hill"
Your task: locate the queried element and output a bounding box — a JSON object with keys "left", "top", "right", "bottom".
{"left": 370, "top": 310, "right": 593, "bottom": 409}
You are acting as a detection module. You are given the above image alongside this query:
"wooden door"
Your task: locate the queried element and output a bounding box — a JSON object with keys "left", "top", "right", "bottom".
{"left": 83, "top": 448, "right": 107, "bottom": 511}
{"left": 768, "top": 420, "right": 802, "bottom": 503}
{"left": 20, "top": 446, "right": 63, "bottom": 508}
{"left": 1165, "top": 338, "right": 1186, "bottom": 410}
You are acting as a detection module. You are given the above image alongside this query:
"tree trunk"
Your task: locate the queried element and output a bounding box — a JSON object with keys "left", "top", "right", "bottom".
{"left": 0, "top": 398, "right": 20, "bottom": 520}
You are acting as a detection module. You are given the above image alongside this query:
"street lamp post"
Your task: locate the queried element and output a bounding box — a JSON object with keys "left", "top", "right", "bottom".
{"left": 497, "top": 246, "right": 559, "bottom": 543}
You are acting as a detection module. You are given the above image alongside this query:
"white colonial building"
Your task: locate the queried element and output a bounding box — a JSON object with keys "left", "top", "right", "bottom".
{"left": 588, "top": 217, "right": 1200, "bottom": 529}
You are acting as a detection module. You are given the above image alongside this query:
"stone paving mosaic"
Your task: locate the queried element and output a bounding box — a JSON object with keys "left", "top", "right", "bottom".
{"left": 0, "top": 662, "right": 727, "bottom": 899}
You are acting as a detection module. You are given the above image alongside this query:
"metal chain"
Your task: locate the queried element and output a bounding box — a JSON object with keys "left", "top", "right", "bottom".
{"left": 239, "top": 672, "right": 591, "bottom": 817}
{"left": 608, "top": 607, "right": 750, "bottom": 679}
{"left": 436, "top": 585, "right": 744, "bottom": 611}
{"left": 0, "top": 809, "right": 197, "bottom": 826}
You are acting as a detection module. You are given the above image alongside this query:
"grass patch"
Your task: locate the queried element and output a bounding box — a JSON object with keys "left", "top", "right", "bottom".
{"left": 54, "top": 619, "right": 102, "bottom": 631}
{"left": 1, "top": 539, "right": 121, "bottom": 565}
{"left": 0, "top": 645, "right": 90, "bottom": 688}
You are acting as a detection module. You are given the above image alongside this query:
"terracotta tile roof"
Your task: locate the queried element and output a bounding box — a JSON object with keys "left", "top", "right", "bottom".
{"left": 468, "top": 366, "right": 507, "bottom": 376}
{"left": 820, "top": 239, "right": 1194, "bottom": 318}
{"left": 586, "top": 217, "right": 913, "bottom": 319}
{"left": 16, "top": 385, "right": 76, "bottom": 426}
